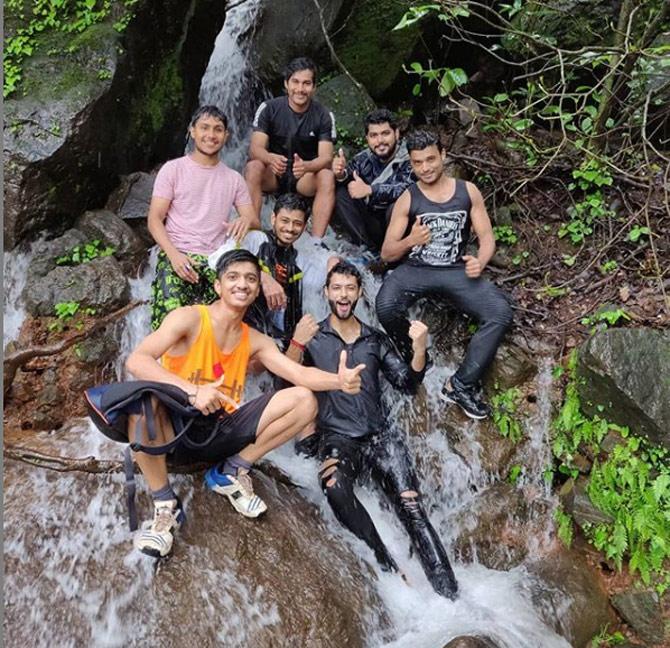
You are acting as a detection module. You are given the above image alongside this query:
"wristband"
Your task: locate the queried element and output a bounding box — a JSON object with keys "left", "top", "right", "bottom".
{"left": 289, "top": 338, "right": 306, "bottom": 352}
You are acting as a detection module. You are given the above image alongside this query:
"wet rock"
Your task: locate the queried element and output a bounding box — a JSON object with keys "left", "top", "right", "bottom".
{"left": 559, "top": 477, "right": 614, "bottom": 529}
{"left": 25, "top": 229, "right": 89, "bottom": 279}
{"left": 4, "top": 0, "right": 224, "bottom": 249}
{"left": 76, "top": 209, "right": 146, "bottom": 275}
{"left": 523, "top": 548, "right": 614, "bottom": 648}
{"left": 317, "top": 74, "right": 376, "bottom": 149}
{"left": 452, "top": 484, "right": 552, "bottom": 569}
{"left": 577, "top": 328, "right": 670, "bottom": 449}
{"left": 485, "top": 342, "right": 536, "bottom": 391}
{"left": 611, "top": 590, "right": 665, "bottom": 645}
{"left": 23, "top": 255, "right": 130, "bottom": 316}
{"left": 443, "top": 636, "right": 500, "bottom": 648}
{"left": 105, "top": 171, "right": 156, "bottom": 221}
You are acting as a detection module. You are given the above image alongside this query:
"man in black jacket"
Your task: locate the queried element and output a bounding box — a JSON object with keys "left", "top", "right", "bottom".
{"left": 331, "top": 109, "right": 415, "bottom": 252}
{"left": 293, "top": 260, "right": 458, "bottom": 600}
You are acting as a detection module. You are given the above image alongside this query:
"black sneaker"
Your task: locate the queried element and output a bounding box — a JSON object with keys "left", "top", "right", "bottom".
{"left": 441, "top": 380, "right": 491, "bottom": 420}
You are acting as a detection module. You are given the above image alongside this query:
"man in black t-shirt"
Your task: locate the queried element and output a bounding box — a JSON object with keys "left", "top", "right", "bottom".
{"left": 245, "top": 57, "right": 336, "bottom": 243}
{"left": 376, "top": 130, "right": 513, "bottom": 420}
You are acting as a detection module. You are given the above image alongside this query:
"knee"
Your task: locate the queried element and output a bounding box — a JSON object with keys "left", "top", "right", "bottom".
{"left": 244, "top": 159, "right": 265, "bottom": 182}
{"left": 375, "top": 286, "right": 401, "bottom": 322}
{"left": 316, "top": 168, "right": 335, "bottom": 192}
{"left": 489, "top": 297, "right": 514, "bottom": 329}
{"left": 290, "top": 386, "right": 318, "bottom": 420}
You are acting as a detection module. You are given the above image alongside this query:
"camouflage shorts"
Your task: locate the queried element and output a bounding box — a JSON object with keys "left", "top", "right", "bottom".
{"left": 150, "top": 251, "right": 218, "bottom": 330}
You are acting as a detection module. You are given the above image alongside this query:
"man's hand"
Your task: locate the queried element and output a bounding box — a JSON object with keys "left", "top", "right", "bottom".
{"left": 348, "top": 170, "right": 372, "bottom": 199}
{"left": 168, "top": 251, "right": 199, "bottom": 284}
{"left": 192, "top": 376, "right": 237, "bottom": 415}
{"left": 408, "top": 216, "right": 431, "bottom": 247}
{"left": 332, "top": 148, "right": 347, "bottom": 179}
{"left": 226, "top": 216, "right": 251, "bottom": 243}
{"left": 462, "top": 255, "right": 483, "bottom": 278}
{"left": 337, "top": 350, "right": 365, "bottom": 394}
{"left": 293, "top": 153, "right": 307, "bottom": 179}
{"left": 260, "top": 272, "right": 287, "bottom": 310}
{"left": 293, "top": 314, "right": 319, "bottom": 346}
{"left": 269, "top": 153, "right": 288, "bottom": 176}
{"left": 408, "top": 320, "right": 428, "bottom": 353}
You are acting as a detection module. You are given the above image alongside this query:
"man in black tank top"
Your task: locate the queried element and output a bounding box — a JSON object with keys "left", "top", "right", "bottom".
{"left": 245, "top": 57, "right": 336, "bottom": 243}
{"left": 376, "top": 130, "right": 513, "bottom": 419}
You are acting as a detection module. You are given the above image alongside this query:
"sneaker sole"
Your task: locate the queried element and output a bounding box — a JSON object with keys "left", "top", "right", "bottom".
{"left": 134, "top": 510, "right": 185, "bottom": 559}
{"left": 441, "top": 392, "right": 489, "bottom": 420}
{"left": 205, "top": 474, "right": 267, "bottom": 518}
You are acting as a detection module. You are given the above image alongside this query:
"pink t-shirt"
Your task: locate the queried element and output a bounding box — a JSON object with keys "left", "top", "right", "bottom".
{"left": 152, "top": 155, "right": 252, "bottom": 255}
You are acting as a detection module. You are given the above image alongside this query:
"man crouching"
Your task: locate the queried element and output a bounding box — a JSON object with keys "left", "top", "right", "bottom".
{"left": 124, "top": 249, "right": 364, "bottom": 557}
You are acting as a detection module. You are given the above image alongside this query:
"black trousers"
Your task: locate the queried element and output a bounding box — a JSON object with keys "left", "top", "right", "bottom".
{"left": 318, "top": 430, "right": 458, "bottom": 598}
{"left": 333, "top": 185, "right": 392, "bottom": 252}
{"left": 376, "top": 263, "right": 513, "bottom": 388}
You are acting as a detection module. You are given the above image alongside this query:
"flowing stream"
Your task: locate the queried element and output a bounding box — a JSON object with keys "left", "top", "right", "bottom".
{"left": 4, "top": 4, "right": 573, "bottom": 647}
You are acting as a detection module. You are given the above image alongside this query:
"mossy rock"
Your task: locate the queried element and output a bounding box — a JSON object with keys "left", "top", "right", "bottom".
{"left": 333, "top": 0, "right": 421, "bottom": 99}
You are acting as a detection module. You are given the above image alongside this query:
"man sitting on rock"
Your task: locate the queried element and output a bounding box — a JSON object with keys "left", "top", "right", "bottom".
{"left": 245, "top": 57, "right": 336, "bottom": 244}
{"left": 377, "top": 130, "right": 513, "bottom": 420}
{"left": 331, "top": 108, "right": 415, "bottom": 254}
{"left": 292, "top": 260, "right": 458, "bottom": 600}
{"left": 208, "top": 193, "right": 339, "bottom": 347}
{"left": 148, "top": 105, "right": 260, "bottom": 329}
{"left": 107, "top": 250, "right": 365, "bottom": 557}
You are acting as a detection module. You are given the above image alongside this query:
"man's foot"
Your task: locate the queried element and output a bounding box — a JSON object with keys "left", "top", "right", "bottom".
{"left": 441, "top": 379, "right": 491, "bottom": 420}
{"left": 134, "top": 498, "right": 185, "bottom": 558}
{"left": 205, "top": 466, "right": 268, "bottom": 518}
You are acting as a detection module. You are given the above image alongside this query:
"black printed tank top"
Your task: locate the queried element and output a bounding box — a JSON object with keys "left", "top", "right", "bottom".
{"left": 405, "top": 179, "right": 472, "bottom": 267}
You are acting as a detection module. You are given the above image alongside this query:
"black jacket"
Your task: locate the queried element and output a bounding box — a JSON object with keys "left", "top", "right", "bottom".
{"left": 304, "top": 318, "right": 425, "bottom": 438}
{"left": 338, "top": 141, "right": 415, "bottom": 211}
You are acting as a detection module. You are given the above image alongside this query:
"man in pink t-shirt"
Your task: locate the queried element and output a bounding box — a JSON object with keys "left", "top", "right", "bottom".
{"left": 148, "top": 105, "right": 260, "bottom": 329}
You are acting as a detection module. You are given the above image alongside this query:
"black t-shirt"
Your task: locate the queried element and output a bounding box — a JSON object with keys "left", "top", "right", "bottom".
{"left": 252, "top": 96, "right": 335, "bottom": 161}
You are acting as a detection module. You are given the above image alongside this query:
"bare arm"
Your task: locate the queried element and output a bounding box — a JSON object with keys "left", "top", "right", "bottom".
{"left": 462, "top": 182, "right": 496, "bottom": 278}
{"left": 248, "top": 131, "right": 273, "bottom": 165}
{"left": 380, "top": 191, "right": 430, "bottom": 262}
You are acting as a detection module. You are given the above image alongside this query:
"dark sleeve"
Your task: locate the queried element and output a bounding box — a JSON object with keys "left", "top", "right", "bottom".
{"left": 378, "top": 333, "right": 425, "bottom": 393}
{"left": 337, "top": 151, "right": 368, "bottom": 186}
{"left": 252, "top": 101, "right": 271, "bottom": 134}
{"left": 370, "top": 161, "right": 415, "bottom": 206}
{"left": 317, "top": 106, "right": 336, "bottom": 142}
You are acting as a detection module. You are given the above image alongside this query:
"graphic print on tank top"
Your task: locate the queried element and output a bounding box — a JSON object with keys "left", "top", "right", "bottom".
{"left": 408, "top": 209, "right": 467, "bottom": 266}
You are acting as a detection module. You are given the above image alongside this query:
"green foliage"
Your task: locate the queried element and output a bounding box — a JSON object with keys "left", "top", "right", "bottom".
{"left": 628, "top": 225, "right": 650, "bottom": 243}
{"left": 590, "top": 625, "right": 626, "bottom": 647}
{"left": 55, "top": 239, "right": 115, "bottom": 266}
{"left": 54, "top": 300, "right": 80, "bottom": 320}
{"left": 599, "top": 260, "right": 618, "bottom": 275}
{"left": 554, "top": 505, "right": 574, "bottom": 548}
{"left": 493, "top": 224, "right": 518, "bottom": 245}
{"left": 581, "top": 307, "right": 631, "bottom": 330}
{"left": 335, "top": 125, "right": 366, "bottom": 150}
{"left": 491, "top": 386, "right": 523, "bottom": 443}
{"left": 507, "top": 464, "right": 523, "bottom": 485}
{"left": 406, "top": 61, "right": 468, "bottom": 98}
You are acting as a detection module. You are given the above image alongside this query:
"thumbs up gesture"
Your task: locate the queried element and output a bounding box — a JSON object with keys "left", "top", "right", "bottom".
{"left": 332, "top": 147, "right": 347, "bottom": 179}
{"left": 462, "top": 255, "right": 483, "bottom": 278}
{"left": 337, "top": 350, "right": 365, "bottom": 394}
{"left": 292, "top": 153, "right": 306, "bottom": 179}
{"left": 191, "top": 375, "right": 238, "bottom": 414}
{"left": 348, "top": 170, "right": 372, "bottom": 199}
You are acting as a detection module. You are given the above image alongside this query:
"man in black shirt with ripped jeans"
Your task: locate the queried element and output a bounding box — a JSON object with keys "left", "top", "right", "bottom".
{"left": 294, "top": 260, "right": 458, "bottom": 600}
{"left": 377, "top": 130, "right": 513, "bottom": 419}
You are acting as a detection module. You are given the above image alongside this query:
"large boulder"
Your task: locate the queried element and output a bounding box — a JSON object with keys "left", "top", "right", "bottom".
{"left": 611, "top": 589, "right": 666, "bottom": 645}
{"left": 3, "top": 0, "right": 225, "bottom": 249}
{"left": 577, "top": 328, "right": 670, "bottom": 449}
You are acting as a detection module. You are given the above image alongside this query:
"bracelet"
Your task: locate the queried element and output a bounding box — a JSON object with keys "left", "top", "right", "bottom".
{"left": 289, "top": 338, "right": 306, "bottom": 352}
{"left": 188, "top": 385, "right": 199, "bottom": 404}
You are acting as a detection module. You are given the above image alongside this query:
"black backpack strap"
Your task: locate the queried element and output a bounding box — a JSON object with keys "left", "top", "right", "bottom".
{"left": 124, "top": 447, "right": 139, "bottom": 531}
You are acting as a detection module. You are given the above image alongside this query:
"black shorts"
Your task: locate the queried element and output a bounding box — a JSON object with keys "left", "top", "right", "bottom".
{"left": 170, "top": 392, "right": 274, "bottom": 465}
{"left": 276, "top": 170, "right": 298, "bottom": 194}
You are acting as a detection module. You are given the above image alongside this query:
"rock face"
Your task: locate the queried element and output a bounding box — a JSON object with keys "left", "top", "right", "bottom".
{"left": 577, "top": 328, "right": 670, "bottom": 449}
{"left": 443, "top": 637, "right": 500, "bottom": 648}
{"left": 611, "top": 589, "right": 666, "bottom": 645}
{"left": 3, "top": 0, "right": 225, "bottom": 249}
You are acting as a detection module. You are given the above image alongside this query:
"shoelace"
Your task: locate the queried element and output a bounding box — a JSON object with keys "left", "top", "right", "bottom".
{"left": 236, "top": 471, "right": 254, "bottom": 496}
{"left": 153, "top": 505, "right": 177, "bottom": 533}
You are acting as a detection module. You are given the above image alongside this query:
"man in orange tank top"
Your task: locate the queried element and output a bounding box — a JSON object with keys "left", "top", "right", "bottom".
{"left": 125, "top": 249, "right": 366, "bottom": 558}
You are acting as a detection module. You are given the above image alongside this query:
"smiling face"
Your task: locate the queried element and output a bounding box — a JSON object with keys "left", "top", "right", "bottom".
{"left": 215, "top": 261, "right": 260, "bottom": 310}
{"left": 325, "top": 272, "right": 363, "bottom": 321}
{"left": 284, "top": 68, "right": 316, "bottom": 112}
{"left": 189, "top": 113, "right": 228, "bottom": 158}
{"left": 271, "top": 208, "right": 307, "bottom": 247}
{"left": 366, "top": 122, "right": 399, "bottom": 160}
{"left": 409, "top": 144, "right": 446, "bottom": 185}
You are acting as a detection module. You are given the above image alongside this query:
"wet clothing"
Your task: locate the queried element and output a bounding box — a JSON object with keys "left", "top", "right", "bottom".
{"left": 151, "top": 251, "right": 218, "bottom": 330}
{"left": 161, "top": 305, "right": 250, "bottom": 412}
{"left": 304, "top": 317, "right": 457, "bottom": 598}
{"left": 334, "top": 142, "right": 415, "bottom": 251}
{"left": 252, "top": 96, "right": 336, "bottom": 189}
{"left": 376, "top": 180, "right": 513, "bottom": 388}
{"left": 304, "top": 318, "right": 425, "bottom": 438}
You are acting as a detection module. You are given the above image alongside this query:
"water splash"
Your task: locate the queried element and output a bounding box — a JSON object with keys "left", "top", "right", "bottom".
{"left": 3, "top": 246, "right": 33, "bottom": 346}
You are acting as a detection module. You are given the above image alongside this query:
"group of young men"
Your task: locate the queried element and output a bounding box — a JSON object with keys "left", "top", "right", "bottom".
{"left": 92, "top": 56, "right": 514, "bottom": 601}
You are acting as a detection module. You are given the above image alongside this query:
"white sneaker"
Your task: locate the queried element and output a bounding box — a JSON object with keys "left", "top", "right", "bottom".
{"left": 133, "top": 498, "right": 185, "bottom": 558}
{"left": 205, "top": 466, "right": 267, "bottom": 518}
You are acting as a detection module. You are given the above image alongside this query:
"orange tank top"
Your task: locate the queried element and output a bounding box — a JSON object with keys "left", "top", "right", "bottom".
{"left": 161, "top": 305, "right": 250, "bottom": 413}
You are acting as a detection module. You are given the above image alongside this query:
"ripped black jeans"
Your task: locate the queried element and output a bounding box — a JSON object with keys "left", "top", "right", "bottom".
{"left": 318, "top": 429, "right": 458, "bottom": 599}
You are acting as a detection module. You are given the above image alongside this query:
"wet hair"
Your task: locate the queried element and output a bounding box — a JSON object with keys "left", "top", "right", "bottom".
{"left": 325, "top": 261, "right": 362, "bottom": 289}
{"left": 406, "top": 129, "right": 443, "bottom": 153}
{"left": 283, "top": 57, "right": 317, "bottom": 83}
{"left": 273, "top": 193, "right": 310, "bottom": 221}
{"left": 215, "top": 249, "right": 260, "bottom": 279}
{"left": 190, "top": 105, "right": 228, "bottom": 129}
{"left": 364, "top": 108, "right": 398, "bottom": 133}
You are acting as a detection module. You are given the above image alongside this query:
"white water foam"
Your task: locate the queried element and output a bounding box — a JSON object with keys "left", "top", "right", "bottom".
{"left": 3, "top": 247, "right": 32, "bottom": 346}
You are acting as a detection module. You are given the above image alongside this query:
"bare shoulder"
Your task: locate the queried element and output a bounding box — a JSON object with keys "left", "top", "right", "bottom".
{"left": 464, "top": 180, "right": 484, "bottom": 201}
{"left": 248, "top": 326, "right": 275, "bottom": 355}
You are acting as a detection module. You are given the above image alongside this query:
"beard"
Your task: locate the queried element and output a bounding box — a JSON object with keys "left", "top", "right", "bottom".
{"left": 328, "top": 298, "right": 358, "bottom": 320}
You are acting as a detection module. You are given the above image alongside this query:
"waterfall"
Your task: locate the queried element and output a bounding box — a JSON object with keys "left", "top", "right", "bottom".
{"left": 3, "top": 246, "right": 32, "bottom": 346}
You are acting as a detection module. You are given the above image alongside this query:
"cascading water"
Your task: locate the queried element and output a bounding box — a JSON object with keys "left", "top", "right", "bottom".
{"left": 3, "top": 246, "right": 33, "bottom": 346}
{"left": 4, "top": 3, "right": 575, "bottom": 646}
